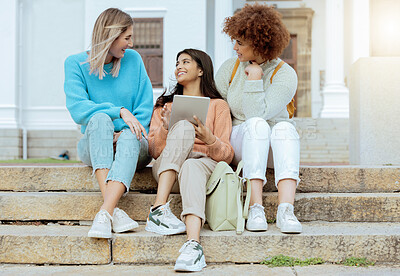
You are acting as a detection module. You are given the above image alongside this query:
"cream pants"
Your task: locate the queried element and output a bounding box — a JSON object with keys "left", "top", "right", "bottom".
{"left": 152, "top": 120, "right": 217, "bottom": 224}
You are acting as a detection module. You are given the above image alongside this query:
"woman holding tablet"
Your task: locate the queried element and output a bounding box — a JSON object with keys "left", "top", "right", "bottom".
{"left": 147, "top": 49, "right": 234, "bottom": 272}
{"left": 215, "top": 4, "right": 302, "bottom": 234}
{"left": 64, "top": 8, "right": 153, "bottom": 239}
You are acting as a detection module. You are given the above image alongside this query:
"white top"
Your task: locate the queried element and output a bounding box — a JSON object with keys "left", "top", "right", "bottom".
{"left": 215, "top": 57, "right": 298, "bottom": 127}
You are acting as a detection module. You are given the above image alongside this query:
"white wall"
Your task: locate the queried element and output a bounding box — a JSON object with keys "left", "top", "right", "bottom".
{"left": 0, "top": 0, "right": 18, "bottom": 128}
{"left": 20, "top": 0, "right": 85, "bottom": 129}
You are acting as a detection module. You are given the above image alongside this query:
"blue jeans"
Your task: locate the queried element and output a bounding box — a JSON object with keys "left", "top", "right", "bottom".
{"left": 77, "top": 113, "right": 151, "bottom": 192}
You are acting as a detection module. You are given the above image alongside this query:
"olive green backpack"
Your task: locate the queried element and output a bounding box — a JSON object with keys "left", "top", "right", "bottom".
{"left": 205, "top": 161, "right": 251, "bottom": 235}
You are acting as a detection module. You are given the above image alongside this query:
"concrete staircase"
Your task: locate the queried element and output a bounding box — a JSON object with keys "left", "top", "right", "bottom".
{"left": 0, "top": 164, "right": 399, "bottom": 265}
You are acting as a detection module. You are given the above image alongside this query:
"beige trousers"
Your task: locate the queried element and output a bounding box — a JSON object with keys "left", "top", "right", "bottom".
{"left": 152, "top": 120, "right": 217, "bottom": 224}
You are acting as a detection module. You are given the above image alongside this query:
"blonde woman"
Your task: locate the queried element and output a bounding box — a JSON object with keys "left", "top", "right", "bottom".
{"left": 64, "top": 8, "right": 153, "bottom": 238}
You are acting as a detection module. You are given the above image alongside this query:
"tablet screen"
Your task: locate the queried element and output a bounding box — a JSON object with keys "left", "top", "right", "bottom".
{"left": 169, "top": 95, "right": 210, "bottom": 129}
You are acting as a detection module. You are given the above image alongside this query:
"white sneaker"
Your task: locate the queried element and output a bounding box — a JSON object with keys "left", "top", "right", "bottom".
{"left": 246, "top": 203, "right": 268, "bottom": 231}
{"left": 112, "top": 208, "right": 139, "bottom": 233}
{"left": 174, "top": 240, "right": 206, "bottom": 272}
{"left": 145, "top": 201, "right": 186, "bottom": 235}
{"left": 276, "top": 203, "right": 302, "bottom": 233}
{"left": 88, "top": 209, "right": 113, "bottom": 238}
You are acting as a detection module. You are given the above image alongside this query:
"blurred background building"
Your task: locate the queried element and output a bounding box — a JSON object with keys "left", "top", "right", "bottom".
{"left": 1, "top": 0, "right": 397, "bottom": 163}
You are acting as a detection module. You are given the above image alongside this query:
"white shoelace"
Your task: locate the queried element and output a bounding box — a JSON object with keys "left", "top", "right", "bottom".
{"left": 114, "top": 209, "right": 126, "bottom": 219}
{"left": 162, "top": 201, "right": 174, "bottom": 218}
{"left": 250, "top": 204, "right": 265, "bottom": 220}
{"left": 282, "top": 207, "right": 298, "bottom": 222}
{"left": 96, "top": 212, "right": 110, "bottom": 224}
{"left": 179, "top": 240, "right": 198, "bottom": 254}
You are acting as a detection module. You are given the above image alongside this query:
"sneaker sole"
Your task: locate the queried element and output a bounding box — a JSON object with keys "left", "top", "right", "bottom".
{"left": 113, "top": 223, "right": 139, "bottom": 233}
{"left": 246, "top": 223, "right": 268, "bottom": 232}
{"left": 174, "top": 257, "right": 206, "bottom": 272}
{"left": 245, "top": 226, "right": 268, "bottom": 232}
{"left": 88, "top": 231, "right": 112, "bottom": 239}
{"left": 145, "top": 222, "right": 186, "bottom": 235}
{"left": 277, "top": 225, "right": 302, "bottom": 234}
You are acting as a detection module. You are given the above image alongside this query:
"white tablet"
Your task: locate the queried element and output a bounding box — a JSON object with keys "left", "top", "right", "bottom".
{"left": 169, "top": 95, "right": 210, "bottom": 129}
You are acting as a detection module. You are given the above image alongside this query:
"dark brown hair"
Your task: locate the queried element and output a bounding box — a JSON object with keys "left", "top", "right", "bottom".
{"left": 155, "top": 49, "right": 222, "bottom": 108}
{"left": 223, "top": 3, "right": 290, "bottom": 61}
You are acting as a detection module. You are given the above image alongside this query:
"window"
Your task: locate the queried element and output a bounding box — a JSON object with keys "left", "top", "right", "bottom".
{"left": 131, "top": 18, "right": 163, "bottom": 88}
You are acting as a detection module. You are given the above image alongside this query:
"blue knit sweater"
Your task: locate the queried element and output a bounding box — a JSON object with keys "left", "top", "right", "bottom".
{"left": 64, "top": 49, "right": 153, "bottom": 134}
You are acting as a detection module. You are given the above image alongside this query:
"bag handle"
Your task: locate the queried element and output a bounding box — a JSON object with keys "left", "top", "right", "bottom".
{"left": 243, "top": 178, "right": 251, "bottom": 219}
{"left": 235, "top": 160, "right": 244, "bottom": 174}
{"left": 236, "top": 183, "right": 245, "bottom": 234}
{"left": 234, "top": 161, "right": 251, "bottom": 235}
{"left": 206, "top": 161, "right": 231, "bottom": 195}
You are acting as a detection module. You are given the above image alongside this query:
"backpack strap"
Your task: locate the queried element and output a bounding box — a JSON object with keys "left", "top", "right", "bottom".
{"left": 234, "top": 161, "right": 251, "bottom": 235}
{"left": 229, "top": 59, "right": 240, "bottom": 86}
{"left": 270, "top": 60, "right": 296, "bottom": 119}
{"left": 270, "top": 60, "right": 285, "bottom": 84}
{"left": 235, "top": 178, "right": 251, "bottom": 235}
{"left": 243, "top": 179, "right": 251, "bottom": 219}
{"left": 236, "top": 184, "right": 245, "bottom": 234}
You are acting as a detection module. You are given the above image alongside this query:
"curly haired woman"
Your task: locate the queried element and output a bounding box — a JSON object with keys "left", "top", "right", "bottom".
{"left": 215, "top": 3, "right": 302, "bottom": 234}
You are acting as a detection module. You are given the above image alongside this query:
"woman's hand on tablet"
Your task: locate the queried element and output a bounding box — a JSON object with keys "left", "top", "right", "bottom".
{"left": 120, "top": 107, "right": 148, "bottom": 140}
{"left": 161, "top": 104, "right": 171, "bottom": 130}
{"left": 192, "top": 116, "right": 216, "bottom": 145}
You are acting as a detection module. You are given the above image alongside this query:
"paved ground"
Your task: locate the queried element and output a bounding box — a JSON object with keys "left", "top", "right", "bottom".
{"left": 0, "top": 264, "right": 399, "bottom": 275}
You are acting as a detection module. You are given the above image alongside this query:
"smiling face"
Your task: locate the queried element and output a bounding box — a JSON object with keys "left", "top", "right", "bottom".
{"left": 174, "top": 53, "right": 203, "bottom": 86}
{"left": 233, "top": 38, "right": 264, "bottom": 64}
{"left": 107, "top": 25, "right": 133, "bottom": 62}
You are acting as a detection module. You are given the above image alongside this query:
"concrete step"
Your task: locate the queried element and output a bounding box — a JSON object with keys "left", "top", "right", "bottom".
{"left": 0, "top": 222, "right": 399, "bottom": 265}
{"left": 1, "top": 192, "right": 399, "bottom": 222}
{"left": 0, "top": 225, "right": 110, "bottom": 264}
{"left": 1, "top": 165, "right": 399, "bottom": 193}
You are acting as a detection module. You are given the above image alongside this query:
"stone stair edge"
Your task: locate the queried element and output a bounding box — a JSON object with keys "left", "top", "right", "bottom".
{"left": 0, "top": 222, "right": 399, "bottom": 265}
{"left": 1, "top": 221, "right": 398, "bottom": 236}
{"left": 0, "top": 192, "right": 399, "bottom": 222}
{"left": 1, "top": 164, "right": 399, "bottom": 194}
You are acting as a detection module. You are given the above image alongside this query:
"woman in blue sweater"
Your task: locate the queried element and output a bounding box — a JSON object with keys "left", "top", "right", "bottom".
{"left": 64, "top": 8, "right": 153, "bottom": 238}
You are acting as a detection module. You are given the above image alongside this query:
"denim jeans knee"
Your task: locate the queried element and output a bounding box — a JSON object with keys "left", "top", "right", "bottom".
{"left": 77, "top": 113, "right": 114, "bottom": 171}
{"left": 77, "top": 114, "right": 151, "bottom": 193}
{"left": 106, "top": 129, "right": 151, "bottom": 193}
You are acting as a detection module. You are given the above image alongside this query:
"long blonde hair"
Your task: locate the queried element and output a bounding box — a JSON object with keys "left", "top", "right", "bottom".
{"left": 87, "top": 8, "right": 133, "bottom": 80}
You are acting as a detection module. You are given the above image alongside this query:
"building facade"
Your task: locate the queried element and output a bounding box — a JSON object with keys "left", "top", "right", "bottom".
{"left": 0, "top": 0, "right": 372, "bottom": 160}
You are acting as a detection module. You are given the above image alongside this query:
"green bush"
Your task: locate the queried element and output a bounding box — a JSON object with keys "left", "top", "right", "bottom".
{"left": 340, "top": 257, "right": 375, "bottom": 267}
{"left": 261, "top": 255, "right": 324, "bottom": 267}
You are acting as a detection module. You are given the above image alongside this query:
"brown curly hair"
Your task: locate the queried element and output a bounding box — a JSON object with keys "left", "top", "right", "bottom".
{"left": 223, "top": 3, "right": 290, "bottom": 61}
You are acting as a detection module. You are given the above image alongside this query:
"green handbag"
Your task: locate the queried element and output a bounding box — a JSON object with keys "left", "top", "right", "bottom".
{"left": 205, "top": 161, "right": 251, "bottom": 235}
